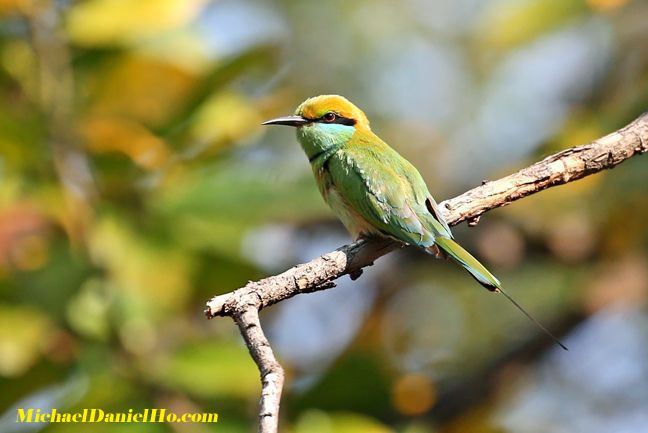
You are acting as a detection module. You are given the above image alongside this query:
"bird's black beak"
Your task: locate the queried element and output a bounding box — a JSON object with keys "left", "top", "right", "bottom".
{"left": 262, "top": 115, "right": 308, "bottom": 127}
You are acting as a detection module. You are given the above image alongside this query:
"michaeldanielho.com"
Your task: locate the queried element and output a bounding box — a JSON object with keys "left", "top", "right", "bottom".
{"left": 16, "top": 408, "right": 219, "bottom": 423}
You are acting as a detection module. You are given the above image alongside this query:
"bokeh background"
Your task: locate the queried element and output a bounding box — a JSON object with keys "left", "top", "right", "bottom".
{"left": 0, "top": 0, "right": 647, "bottom": 432}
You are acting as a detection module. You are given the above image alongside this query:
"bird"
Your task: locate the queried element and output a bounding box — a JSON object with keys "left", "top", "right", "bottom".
{"left": 263, "top": 94, "right": 567, "bottom": 350}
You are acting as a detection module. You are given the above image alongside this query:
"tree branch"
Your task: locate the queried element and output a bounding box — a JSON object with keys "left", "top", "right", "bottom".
{"left": 205, "top": 112, "right": 648, "bottom": 433}
{"left": 233, "top": 307, "right": 284, "bottom": 433}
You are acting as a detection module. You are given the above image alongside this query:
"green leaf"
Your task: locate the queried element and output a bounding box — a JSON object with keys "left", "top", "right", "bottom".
{"left": 149, "top": 340, "right": 259, "bottom": 399}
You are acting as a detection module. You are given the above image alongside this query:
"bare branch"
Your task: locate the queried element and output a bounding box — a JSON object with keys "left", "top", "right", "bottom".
{"left": 233, "top": 307, "right": 284, "bottom": 433}
{"left": 444, "top": 113, "right": 648, "bottom": 224}
{"left": 206, "top": 112, "right": 648, "bottom": 433}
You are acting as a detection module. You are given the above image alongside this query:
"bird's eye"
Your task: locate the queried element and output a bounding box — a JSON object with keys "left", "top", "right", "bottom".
{"left": 323, "top": 112, "right": 337, "bottom": 123}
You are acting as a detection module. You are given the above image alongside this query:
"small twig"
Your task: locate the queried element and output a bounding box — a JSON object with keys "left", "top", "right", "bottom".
{"left": 206, "top": 112, "right": 648, "bottom": 433}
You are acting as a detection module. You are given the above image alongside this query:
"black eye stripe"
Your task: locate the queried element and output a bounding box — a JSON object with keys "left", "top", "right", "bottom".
{"left": 314, "top": 114, "right": 356, "bottom": 126}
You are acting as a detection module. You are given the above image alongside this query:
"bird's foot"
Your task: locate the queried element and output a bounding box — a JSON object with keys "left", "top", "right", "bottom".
{"left": 349, "top": 269, "right": 364, "bottom": 280}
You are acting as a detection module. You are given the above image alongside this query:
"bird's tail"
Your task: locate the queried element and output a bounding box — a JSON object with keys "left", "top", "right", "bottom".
{"left": 432, "top": 237, "right": 501, "bottom": 291}
{"left": 431, "top": 237, "right": 568, "bottom": 350}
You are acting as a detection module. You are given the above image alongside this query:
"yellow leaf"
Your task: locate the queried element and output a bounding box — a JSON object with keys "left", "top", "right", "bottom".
{"left": 0, "top": 40, "right": 38, "bottom": 101}
{"left": 79, "top": 115, "right": 171, "bottom": 170}
{"left": 135, "top": 29, "right": 211, "bottom": 73}
{"left": 190, "top": 91, "right": 263, "bottom": 149}
{"left": 0, "top": 305, "right": 51, "bottom": 377}
{"left": 0, "top": 0, "right": 33, "bottom": 17}
{"left": 90, "top": 55, "right": 196, "bottom": 126}
{"left": 66, "top": 0, "right": 207, "bottom": 46}
{"left": 479, "top": 0, "right": 587, "bottom": 49}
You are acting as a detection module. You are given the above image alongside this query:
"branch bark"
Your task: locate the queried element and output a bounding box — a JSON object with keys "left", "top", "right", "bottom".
{"left": 205, "top": 112, "right": 648, "bottom": 433}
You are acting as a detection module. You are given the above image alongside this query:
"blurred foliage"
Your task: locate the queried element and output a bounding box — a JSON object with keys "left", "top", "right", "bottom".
{"left": 0, "top": 0, "right": 647, "bottom": 432}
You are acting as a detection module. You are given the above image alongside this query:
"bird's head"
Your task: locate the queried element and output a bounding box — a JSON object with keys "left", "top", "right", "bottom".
{"left": 263, "top": 95, "right": 370, "bottom": 130}
{"left": 263, "top": 95, "right": 371, "bottom": 160}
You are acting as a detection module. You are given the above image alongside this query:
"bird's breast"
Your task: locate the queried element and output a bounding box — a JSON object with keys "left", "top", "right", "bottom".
{"left": 314, "top": 165, "right": 377, "bottom": 239}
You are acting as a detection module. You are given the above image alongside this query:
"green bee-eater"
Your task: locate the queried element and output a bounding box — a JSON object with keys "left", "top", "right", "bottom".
{"left": 264, "top": 95, "right": 566, "bottom": 350}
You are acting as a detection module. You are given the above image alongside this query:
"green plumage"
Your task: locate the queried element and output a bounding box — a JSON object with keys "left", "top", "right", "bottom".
{"left": 309, "top": 126, "right": 501, "bottom": 291}
{"left": 262, "top": 94, "right": 566, "bottom": 349}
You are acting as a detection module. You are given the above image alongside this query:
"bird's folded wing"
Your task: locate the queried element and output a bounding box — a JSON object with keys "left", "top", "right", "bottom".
{"left": 327, "top": 148, "right": 448, "bottom": 247}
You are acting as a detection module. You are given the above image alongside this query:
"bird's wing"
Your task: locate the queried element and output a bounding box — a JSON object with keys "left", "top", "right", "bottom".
{"left": 327, "top": 142, "right": 450, "bottom": 247}
{"left": 398, "top": 158, "right": 453, "bottom": 239}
